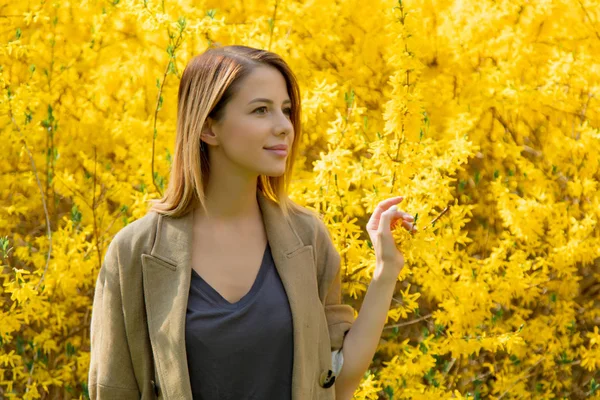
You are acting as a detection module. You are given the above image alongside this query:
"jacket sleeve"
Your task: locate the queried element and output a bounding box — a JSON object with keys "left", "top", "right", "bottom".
{"left": 88, "top": 239, "right": 141, "bottom": 399}
{"left": 315, "top": 217, "right": 356, "bottom": 352}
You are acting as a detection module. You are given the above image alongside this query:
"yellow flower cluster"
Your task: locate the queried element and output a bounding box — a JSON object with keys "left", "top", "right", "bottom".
{"left": 1, "top": 0, "right": 599, "bottom": 398}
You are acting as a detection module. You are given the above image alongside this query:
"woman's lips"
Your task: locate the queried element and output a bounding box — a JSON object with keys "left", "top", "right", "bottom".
{"left": 265, "top": 148, "right": 288, "bottom": 156}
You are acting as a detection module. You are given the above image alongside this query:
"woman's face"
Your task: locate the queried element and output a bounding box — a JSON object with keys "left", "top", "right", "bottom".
{"left": 202, "top": 65, "right": 294, "bottom": 178}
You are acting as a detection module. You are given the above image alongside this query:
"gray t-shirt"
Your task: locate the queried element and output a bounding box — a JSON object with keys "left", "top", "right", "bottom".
{"left": 185, "top": 242, "right": 294, "bottom": 400}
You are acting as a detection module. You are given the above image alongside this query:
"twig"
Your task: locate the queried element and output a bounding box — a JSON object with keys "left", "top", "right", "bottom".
{"left": 384, "top": 313, "right": 432, "bottom": 329}
{"left": 423, "top": 206, "right": 450, "bottom": 231}
{"left": 267, "top": 0, "right": 279, "bottom": 51}
{"left": 53, "top": 173, "right": 93, "bottom": 210}
{"left": 152, "top": 61, "right": 170, "bottom": 197}
{"left": 467, "top": 371, "right": 492, "bottom": 385}
{"left": 491, "top": 107, "right": 519, "bottom": 144}
{"left": 443, "top": 357, "right": 456, "bottom": 376}
{"left": 497, "top": 357, "right": 546, "bottom": 399}
{"left": 8, "top": 105, "right": 52, "bottom": 292}
{"left": 577, "top": 0, "right": 600, "bottom": 40}
{"left": 151, "top": 22, "right": 185, "bottom": 196}
{"left": 92, "top": 146, "right": 102, "bottom": 270}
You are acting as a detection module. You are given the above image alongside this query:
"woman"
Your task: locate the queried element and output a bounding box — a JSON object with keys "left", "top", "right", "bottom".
{"left": 88, "top": 45, "right": 415, "bottom": 400}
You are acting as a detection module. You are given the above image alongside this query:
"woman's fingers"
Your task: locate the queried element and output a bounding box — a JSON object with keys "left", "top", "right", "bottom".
{"left": 374, "top": 197, "right": 404, "bottom": 218}
{"left": 368, "top": 196, "right": 417, "bottom": 234}
{"left": 388, "top": 205, "right": 417, "bottom": 232}
{"left": 367, "top": 196, "right": 404, "bottom": 231}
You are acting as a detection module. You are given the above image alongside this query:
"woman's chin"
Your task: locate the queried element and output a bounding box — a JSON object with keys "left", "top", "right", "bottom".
{"left": 260, "top": 167, "right": 286, "bottom": 177}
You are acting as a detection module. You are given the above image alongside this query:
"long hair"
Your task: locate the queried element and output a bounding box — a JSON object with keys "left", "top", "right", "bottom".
{"left": 147, "top": 45, "right": 312, "bottom": 220}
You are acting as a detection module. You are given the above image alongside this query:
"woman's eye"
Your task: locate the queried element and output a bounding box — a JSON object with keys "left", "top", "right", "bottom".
{"left": 254, "top": 106, "right": 292, "bottom": 116}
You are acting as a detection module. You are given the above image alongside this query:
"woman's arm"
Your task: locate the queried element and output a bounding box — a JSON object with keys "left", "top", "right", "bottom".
{"left": 333, "top": 274, "right": 397, "bottom": 400}
{"left": 334, "top": 198, "right": 415, "bottom": 399}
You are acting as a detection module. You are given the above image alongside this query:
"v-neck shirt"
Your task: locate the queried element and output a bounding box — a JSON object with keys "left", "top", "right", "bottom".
{"left": 184, "top": 241, "right": 294, "bottom": 399}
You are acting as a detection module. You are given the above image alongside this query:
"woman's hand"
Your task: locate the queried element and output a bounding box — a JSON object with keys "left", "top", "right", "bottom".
{"left": 335, "top": 196, "right": 417, "bottom": 396}
{"left": 365, "top": 196, "right": 416, "bottom": 281}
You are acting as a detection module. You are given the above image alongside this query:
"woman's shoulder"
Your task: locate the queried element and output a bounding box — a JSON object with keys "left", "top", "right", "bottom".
{"left": 115, "top": 210, "right": 159, "bottom": 243}
{"left": 286, "top": 203, "right": 333, "bottom": 246}
{"left": 106, "top": 210, "right": 160, "bottom": 261}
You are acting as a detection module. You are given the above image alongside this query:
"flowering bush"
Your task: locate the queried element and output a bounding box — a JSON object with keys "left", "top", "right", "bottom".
{"left": 1, "top": 0, "right": 599, "bottom": 398}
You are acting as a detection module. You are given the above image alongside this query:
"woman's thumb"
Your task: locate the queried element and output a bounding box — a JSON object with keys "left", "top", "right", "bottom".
{"left": 378, "top": 204, "right": 398, "bottom": 234}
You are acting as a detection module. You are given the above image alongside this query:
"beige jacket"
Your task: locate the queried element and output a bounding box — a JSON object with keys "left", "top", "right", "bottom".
{"left": 88, "top": 191, "right": 355, "bottom": 399}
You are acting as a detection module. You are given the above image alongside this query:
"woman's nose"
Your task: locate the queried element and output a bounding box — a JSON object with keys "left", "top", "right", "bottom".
{"left": 275, "top": 112, "right": 293, "bottom": 136}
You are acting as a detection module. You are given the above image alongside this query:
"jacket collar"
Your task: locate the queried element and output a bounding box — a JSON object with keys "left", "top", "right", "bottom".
{"left": 149, "top": 190, "right": 305, "bottom": 266}
{"left": 141, "top": 190, "right": 318, "bottom": 399}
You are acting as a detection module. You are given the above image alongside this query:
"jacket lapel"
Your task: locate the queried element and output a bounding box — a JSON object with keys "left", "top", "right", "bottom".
{"left": 141, "top": 206, "right": 194, "bottom": 399}
{"left": 141, "top": 191, "right": 318, "bottom": 399}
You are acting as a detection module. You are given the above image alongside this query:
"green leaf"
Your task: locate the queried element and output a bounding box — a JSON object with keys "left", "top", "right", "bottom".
{"left": 434, "top": 324, "right": 445, "bottom": 338}
{"left": 66, "top": 342, "right": 76, "bottom": 357}
{"left": 41, "top": 104, "right": 55, "bottom": 129}
{"left": 384, "top": 385, "right": 394, "bottom": 399}
{"left": 177, "top": 16, "right": 187, "bottom": 32}
{"left": 590, "top": 378, "right": 598, "bottom": 395}
{"left": 71, "top": 204, "right": 82, "bottom": 225}
{"left": 16, "top": 335, "right": 25, "bottom": 355}
{"left": 510, "top": 354, "right": 520, "bottom": 366}
{"left": 168, "top": 60, "right": 176, "bottom": 75}
{"left": 344, "top": 88, "right": 355, "bottom": 109}
{"left": 82, "top": 382, "right": 90, "bottom": 399}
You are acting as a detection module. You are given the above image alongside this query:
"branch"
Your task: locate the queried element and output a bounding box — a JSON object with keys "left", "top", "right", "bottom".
{"left": 92, "top": 146, "right": 102, "bottom": 270}
{"left": 8, "top": 104, "right": 52, "bottom": 292}
{"left": 491, "top": 107, "right": 519, "bottom": 144}
{"left": 497, "top": 357, "right": 546, "bottom": 399}
{"left": 577, "top": 0, "right": 600, "bottom": 40}
{"left": 267, "top": 0, "right": 279, "bottom": 51}
{"left": 383, "top": 313, "right": 432, "bottom": 329}
{"left": 423, "top": 206, "right": 450, "bottom": 231}
{"left": 151, "top": 21, "right": 186, "bottom": 196}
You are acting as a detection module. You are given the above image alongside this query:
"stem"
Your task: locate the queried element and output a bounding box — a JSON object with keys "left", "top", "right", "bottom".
{"left": 334, "top": 174, "right": 348, "bottom": 268}
{"left": 383, "top": 313, "right": 432, "bottom": 329}
{"left": 497, "top": 357, "right": 546, "bottom": 399}
{"left": 152, "top": 21, "right": 185, "bottom": 196}
{"left": 92, "top": 146, "right": 102, "bottom": 270}
{"left": 8, "top": 103, "right": 52, "bottom": 292}
{"left": 268, "top": 0, "right": 279, "bottom": 51}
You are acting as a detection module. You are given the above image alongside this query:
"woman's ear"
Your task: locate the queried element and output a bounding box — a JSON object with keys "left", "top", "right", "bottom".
{"left": 200, "top": 118, "right": 218, "bottom": 146}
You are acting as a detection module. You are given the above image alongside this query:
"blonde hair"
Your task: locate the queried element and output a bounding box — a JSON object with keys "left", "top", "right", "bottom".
{"left": 147, "top": 45, "right": 312, "bottom": 220}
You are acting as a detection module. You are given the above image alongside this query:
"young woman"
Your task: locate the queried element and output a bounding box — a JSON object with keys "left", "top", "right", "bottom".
{"left": 88, "top": 45, "right": 415, "bottom": 400}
